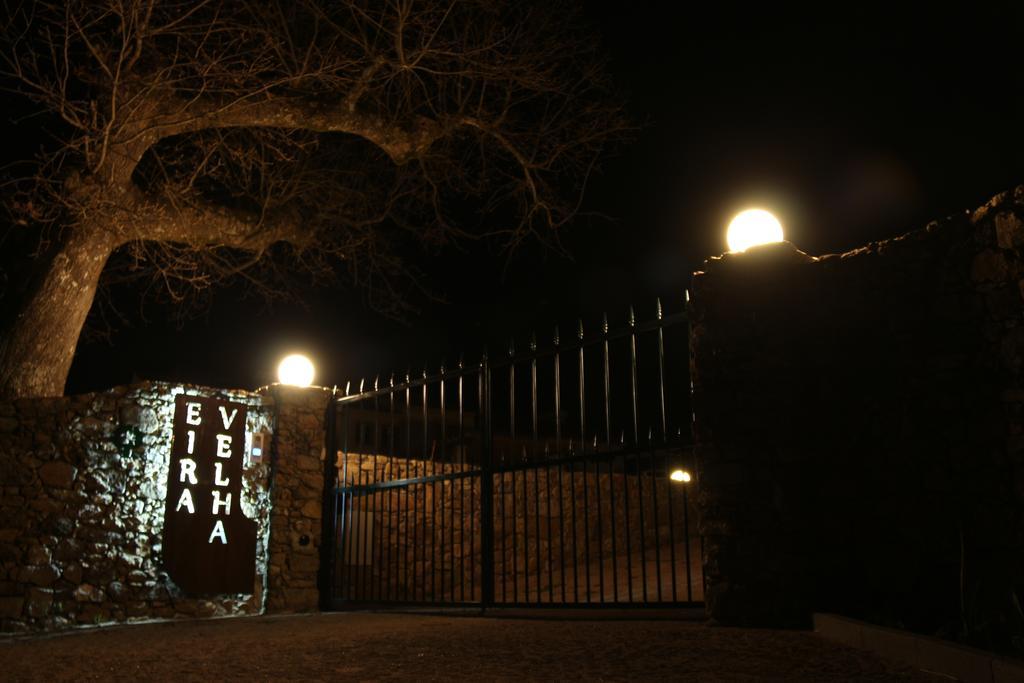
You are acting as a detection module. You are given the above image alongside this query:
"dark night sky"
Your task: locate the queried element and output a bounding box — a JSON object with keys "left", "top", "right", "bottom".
{"left": 52, "top": 3, "right": 1024, "bottom": 393}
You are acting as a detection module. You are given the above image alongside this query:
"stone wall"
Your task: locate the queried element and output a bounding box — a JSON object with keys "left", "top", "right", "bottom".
{"left": 690, "top": 187, "right": 1024, "bottom": 647}
{"left": 0, "top": 382, "right": 273, "bottom": 632}
{"left": 332, "top": 453, "right": 702, "bottom": 604}
{"left": 0, "top": 381, "right": 334, "bottom": 632}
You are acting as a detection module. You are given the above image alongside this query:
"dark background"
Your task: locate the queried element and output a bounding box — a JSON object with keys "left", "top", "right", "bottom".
{"left": 20, "top": 3, "right": 1024, "bottom": 393}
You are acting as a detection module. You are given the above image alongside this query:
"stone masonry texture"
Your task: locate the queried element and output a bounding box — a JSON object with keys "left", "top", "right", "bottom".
{"left": 263, "top": 385, "right": 331, "bottom": 613}
{"left": 0, "top": 381, "right": 335, "bottom": 633}
{"left": 689, "top": 187, "right": 1024, "bottom": 650}
{"left": 331, "top": 454, "right": 703, "bottom": 605}
{"left": 0, "top": 382, "right": 273, "bottom": 632}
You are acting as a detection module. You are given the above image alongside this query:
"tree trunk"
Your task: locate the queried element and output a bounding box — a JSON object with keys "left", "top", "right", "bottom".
{"left": 0, "top": 224, "right": 116, "bottom": 398}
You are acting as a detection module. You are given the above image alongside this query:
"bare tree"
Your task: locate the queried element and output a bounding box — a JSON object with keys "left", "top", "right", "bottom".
{"left": 0, "top": 0, "right": 626, "bottom": 397}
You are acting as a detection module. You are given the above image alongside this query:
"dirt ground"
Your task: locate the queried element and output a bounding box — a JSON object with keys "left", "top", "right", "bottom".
{"left": 0, "top": 611, "right": 945, "bottom": 682}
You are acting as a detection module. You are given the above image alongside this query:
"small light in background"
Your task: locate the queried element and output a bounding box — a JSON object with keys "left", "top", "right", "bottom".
{"left": 727, "top": 208, "right": 784, "bottom": 252}
{"left": 670, "top": 469, "right": 691, "bottom": 483}
{"left": 277, "top": 353, "right": 315, "bottom": 387}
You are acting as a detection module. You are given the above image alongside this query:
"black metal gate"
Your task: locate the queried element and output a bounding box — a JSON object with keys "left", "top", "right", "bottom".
{"left": 321, "top": 300, "right": 702, "bottom": 608}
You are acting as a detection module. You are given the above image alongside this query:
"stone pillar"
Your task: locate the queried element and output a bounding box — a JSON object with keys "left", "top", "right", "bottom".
{"left": 263, "top": 385, "right": 331, "bottom": 613}
{"left": 689, "top": 190, "right": 1024, "bottom": 634}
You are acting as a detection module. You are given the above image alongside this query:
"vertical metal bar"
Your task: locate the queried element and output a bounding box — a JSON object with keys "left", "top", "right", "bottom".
{"left": 362, "top": 385, "right": 372, "bottom": 600}
{"left": 458, "top": 357, "right": 466, "bottom": 602}
{"left": 578, "top": 320, "right": 586, "bottom": 453}
{"left": 595, "top": 445, "right": 604, "bottom": 602}
{"left": 683, "top": 481, "right": 693, "bottom": 603}
{"left": 480, "top": 352, "right": 495, "bottom": 608}
{"left": 473, "top": 360, "right": 482, "bottom": 601}
{"left": 622, "top": 434, "right": 633, "bottom": 602}
{"left": 340, "top": 383, "right": 351, "bottom": 600}
{"left": 582, "top": 456, "right": 591, "bottom": 604}
{"left": 499, "top": 447, "right": 507, "bottom": 602}
{"left": 569, "top": 454, "right": 578, "bottom": 602}
{"left": 404, "top": 373, "right": 412, "bottom": 601}
{"left": 580, "top": 322, "right": 592, "bottom": 604}
{"left": 666, "top": 450, "right": 678, "bottom": 603}
{"left": 651, "top": 447, "right": 663, "bottom": 602}
{"left": 554, "top": 328, "right": 566, "bottom": 603}
{"left": 440, "top": 363, "right": 448, "bottom": 601}
{"left": 657, "top": 299, "right": 677, "bottom": 602}
{"left": 388, "top": 376, "right": 397, "bottom": 601}
{"left": 319, "top": 394, "right": 338, "bottom": 609}
{"left": 554, "top": 327, "right": 562, "bottom": 454}
{"left": 629, "top": 307, "right": 639, "bottom": 444}
{"left": 570, "top": 320, "right": 585, "bottom": 602}
{"left": 545, "top": 461, "right": 554, "bottom": 603}
{"left": 603, "top": 315, "right": 618, "bottom": 603}
{"left": 629, "top": 308, "right": 648, "bottom": 602}
{"left": 656, "top": 298, "right": 668, "bottom": 442}
{"left": 509, "top": 340, "right": 519, "bottom": 604}
{"left": 373, "top": 379, "right": 384, "bottom": 601}
{"left": 423, "top": 368, "right": 433, "bottom": 602}
{"left": 357, "top": 380, "right": 368, "bottom": 601}
{"left": 531, "top": 334, "right": 541, "bottom": 604}
{"left": 339, "top": 395, "right": 352, "bottom": 600}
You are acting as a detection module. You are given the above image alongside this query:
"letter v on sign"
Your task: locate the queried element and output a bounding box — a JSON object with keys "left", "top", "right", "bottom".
{"left": 219, "top": 406, "right": 239, "bottom": 430}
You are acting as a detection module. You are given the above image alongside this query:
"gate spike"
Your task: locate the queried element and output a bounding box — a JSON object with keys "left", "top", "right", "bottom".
{"left": 373, "top": 375, "right": 379, "bottom": 391}
{"left": 529, "top": 332, "right": 537, "bottom": 353}
{"left": 593, "top": 435, "right": 598, "bottom": 450}
{"left": 656, "top": 297, "right": 663, "bottom": 320}
{"left": 577, "top": 318, "right": 584, "bottom": 340}
{"left": 628, "top": 305, "right": 636, "bottom": 328}
{"left": 620, "top": 429, "right": 626, "bottom": 445}
{"left": 359, "top": 377, "right": 365, "bottom": 393}
{"left": 344, "top": 381, "right": 351, "bottom": 396}
{"left": 553, "top": 326, "right": 560, "bottom": 347}
{"left": 458, "top": 354, "right": 464, "bottom": 371}
{"left": 602, "top": 313, "right": 609, "bottom": 334}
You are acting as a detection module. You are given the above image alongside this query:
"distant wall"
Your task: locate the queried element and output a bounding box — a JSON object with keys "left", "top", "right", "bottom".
{"left": 690, "top": 187, "right": 1024, "bottom": 646}
{"left": 0, "top": 381, "right": 331, "bottom": 633}
{"left": 333, "top": 454, "right": 702, "bottom": 604}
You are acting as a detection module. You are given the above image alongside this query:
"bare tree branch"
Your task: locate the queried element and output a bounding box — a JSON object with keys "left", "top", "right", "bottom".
{"left": 0, "top": 0, "right": 629, "bottom": 397}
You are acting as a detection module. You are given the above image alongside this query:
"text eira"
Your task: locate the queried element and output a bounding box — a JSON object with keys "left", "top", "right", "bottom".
{"left": 174, "top": 402, "right": 240, "bottom": 544}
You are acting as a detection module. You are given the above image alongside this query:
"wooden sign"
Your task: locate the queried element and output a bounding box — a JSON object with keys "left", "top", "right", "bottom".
{"left": 162, "top": 395, "right": 257, "bottom": 595}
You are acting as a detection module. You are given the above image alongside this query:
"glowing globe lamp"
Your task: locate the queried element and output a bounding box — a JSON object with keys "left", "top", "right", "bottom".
{"left": 670, "top": 469, "right": 692, "bottom": 483}
{"left": 277, "top": 354, "right": 315, "bottom": 387}
{"left": 726, "top": 209, "right": 784, "bottom": 252}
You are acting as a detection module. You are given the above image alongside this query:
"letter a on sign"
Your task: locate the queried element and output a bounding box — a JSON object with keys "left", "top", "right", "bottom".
{"left": 163, "top": 395, "right": 256, "bottom": 595}
{"left": 208, "top": 520, "right": 228, "bottom": 544}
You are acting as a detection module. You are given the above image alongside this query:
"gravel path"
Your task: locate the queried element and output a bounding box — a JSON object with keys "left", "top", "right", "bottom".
{"left": 0, "top": 612, "right": 944, "bottom": 682}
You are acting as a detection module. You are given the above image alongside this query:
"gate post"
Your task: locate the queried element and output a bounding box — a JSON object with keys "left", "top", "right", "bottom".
{"left": 479, "top": 354, "right": 495, "bottom": 608}
{"left": 262, "top": 385, "right": 332, "bottom": 613}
